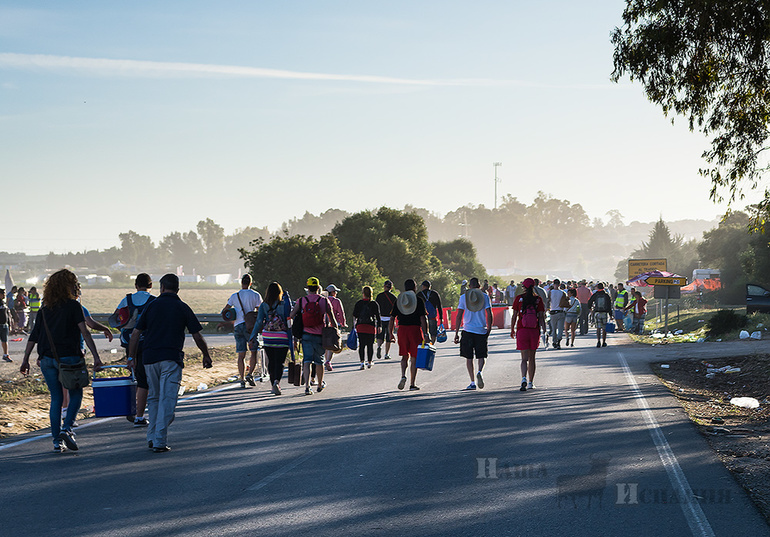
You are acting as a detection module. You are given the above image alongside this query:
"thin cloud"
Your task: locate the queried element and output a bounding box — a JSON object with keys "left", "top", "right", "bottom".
{"left": 0, "top": 53, "right": 612, "bottom": 89}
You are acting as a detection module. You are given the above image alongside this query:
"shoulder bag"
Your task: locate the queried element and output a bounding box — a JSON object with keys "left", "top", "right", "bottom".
{"left": 237, "top": 291, "right": 258, "bottom": 333}
{"left": 42, "top": 310, "right": 90, "bottom": 390}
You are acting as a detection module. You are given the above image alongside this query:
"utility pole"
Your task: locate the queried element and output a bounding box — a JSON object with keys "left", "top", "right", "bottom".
{"left": 493, "top": 162, "right": 502, "bottom": 209}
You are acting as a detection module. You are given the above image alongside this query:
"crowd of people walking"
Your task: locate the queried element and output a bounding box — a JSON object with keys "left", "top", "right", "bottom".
{"left": 8, "top": 269, "right": 647, "bottom": 453}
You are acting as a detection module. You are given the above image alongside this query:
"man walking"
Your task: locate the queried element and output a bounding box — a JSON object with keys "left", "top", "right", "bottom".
{"left": 129, "top": 274, "right": 212, "bottom": 453}
{"left": 389, "top": 279, "right": 428, "bottom": 391}
{"left": 418, "top": 280, "right": 442, "bottom": 345}
{"left": 290, "top": 277, "right": 337, "bottom": 395}
{"left": 576, "top": 280, "right": 592, "bottom": 335}
{"left": 224, "top": 274, "right": 262, "bottom": 388}
{"left": 505, "top": 280, "right": 517, "bottom": 306}
{"left": 548, "top": 279, "right": 567, "bottom": 349}
{"left": 0, "top": 289, "right": 11, "bottom": 362}
{"left": 614, "top": 283, "right": 630, "bottom": 331}
{"left": 454, "top": 277, "right": 492, "bottom": 390}
{"left": 113, "top": 273, "right": 155, "bottom": 427}
{"left": 375, "top": 280, "right": 397, "bottom": 360}
{"left": 587, "top": 283, "right": 613, "bottom": 348}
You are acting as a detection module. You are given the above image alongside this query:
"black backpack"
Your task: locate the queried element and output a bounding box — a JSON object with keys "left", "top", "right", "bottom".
{"left": 120, "top": 294, "right": 156, "bottom": 348}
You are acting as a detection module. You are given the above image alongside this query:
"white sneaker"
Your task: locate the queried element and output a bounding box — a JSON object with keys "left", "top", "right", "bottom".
{"left": 465, "top": 383, "right": 477, "bottom": 390}
{"left": 528, "top": 382, "right": 535, "bottom": 390}
{"left": 359, "top": 363, "right": 365, "bottom": 370}
{"left": 476, "top": 371, "right": 484, "bottom": 389}
{"left": 367, "top": 362, "right": 372, "bottom": 369}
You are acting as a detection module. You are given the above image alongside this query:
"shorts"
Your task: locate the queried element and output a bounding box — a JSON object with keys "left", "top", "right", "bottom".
{"left": 0, "top": 324, "right": 7, "bottom": 343}
{"left": 516, "top": 327, "right": 540, "bottom": 351}
{"left": 614, "top": 309, "right": 625, "bottom": 320}
{"left": 233, "top": 323, "right": 250, "bottom": 353}
{"left": 460, "top": 331, "right": 488, "bottom": 359}
{"left": 301, "top": 333, "right": 325, "bottom": 365}
{"left": 397, "top": 324, "right": 424, "bottom": 358}
{"left": 427, "top": 317, "right": 438, "bottom": 340}
{"left": 377, "top": 321, "right": 393, "bottom": 342}
{"left": 594, "top": 312, "right": 609, "bottom": 327}
{"left": 565, "top": 314, "right": 578, "bottom": 325}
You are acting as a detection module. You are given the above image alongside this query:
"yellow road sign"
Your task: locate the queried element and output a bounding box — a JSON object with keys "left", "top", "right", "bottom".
{"left": 647, "top": 277, "right": 687, "bottom": 286}
{"left": 628, "top": 258, "right": 667, "bottom": 279}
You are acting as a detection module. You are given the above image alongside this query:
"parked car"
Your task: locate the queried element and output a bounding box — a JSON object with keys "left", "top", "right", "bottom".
{"left": 746, "top": 284, "right": 770, "bottom": 314}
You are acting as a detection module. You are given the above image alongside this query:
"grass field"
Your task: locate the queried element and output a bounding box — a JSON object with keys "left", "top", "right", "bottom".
{"left": 80, "top": 288, "right": 235, "bottom": 314}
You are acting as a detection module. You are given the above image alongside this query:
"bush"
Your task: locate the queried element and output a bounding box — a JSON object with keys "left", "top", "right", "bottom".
{"left": 705, "top": 309, "right": 748, "bottom": 337}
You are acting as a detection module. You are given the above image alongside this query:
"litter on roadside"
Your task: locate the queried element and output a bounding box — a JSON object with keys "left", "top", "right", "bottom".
{"left": 730, "top": 397, "right": 760, "bottom": 409}
{"left": 197, "top": 383, "right": 208, "bottom": 391}
{"left": 750, "top": 331, "right": 762, "bottom": 340}
{"left": 706, "top": 366, "right": 741, "bottom": 374}
{"left": 660, "top": 364, "right": 670, "bottom": 369}
{"left": 740, "top": 330, "right": 750, "bottom": 339}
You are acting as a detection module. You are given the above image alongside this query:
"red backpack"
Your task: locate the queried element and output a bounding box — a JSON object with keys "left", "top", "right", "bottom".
{"left": 301, "top": 296, "right": 325, "bottom": 328}
{"left": 520, "top": 297, "right": 541, "bottom": 329}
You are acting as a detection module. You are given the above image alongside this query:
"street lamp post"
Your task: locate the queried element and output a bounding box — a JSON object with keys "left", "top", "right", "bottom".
{"left": 493, "top": 162, "right": 502, "bottom": 209}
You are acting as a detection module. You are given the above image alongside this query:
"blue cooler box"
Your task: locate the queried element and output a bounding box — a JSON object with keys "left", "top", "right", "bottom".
{"left": 605, "top": 322, "right": 616, "bottom": 333}
{"left": 93, "top": 375, "right": 137, "bottom": 417}
{"left": 416, "top": 344, "right": 436, "bottom": 371}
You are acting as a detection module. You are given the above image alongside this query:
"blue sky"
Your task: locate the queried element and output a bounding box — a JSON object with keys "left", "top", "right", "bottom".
{"left": 0, "top": 1, "right": 753, "bottom": 254}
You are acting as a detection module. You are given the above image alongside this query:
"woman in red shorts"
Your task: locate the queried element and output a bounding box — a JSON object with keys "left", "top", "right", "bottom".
{"left": 510, "top": 278, "right": 546, "bottom": 392}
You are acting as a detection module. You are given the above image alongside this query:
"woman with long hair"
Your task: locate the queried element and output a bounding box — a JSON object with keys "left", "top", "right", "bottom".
{"left": 19, "top": 269, "right": 104, "bottom": 452}
{"left": 251, "top": 281, "right": 292, "bottom": 395}
{"left": 352, "top": 285, "right": 381, "bottom": 369}
{"left": 510, "top": 278, "right": 546, "bottom": 391}
{"left": 564, "top": 287, "right": 580, "bottom": 347}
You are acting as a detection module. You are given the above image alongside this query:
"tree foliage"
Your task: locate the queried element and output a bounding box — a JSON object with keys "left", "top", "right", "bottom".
{"left": 615, "top": 218, "right": 699, "bottom": 281}
{"left": 611, "top": 0, "right": 770, "bottom": 222}
{"left": 238, "top": 234, "right": 384, "bottom": 307}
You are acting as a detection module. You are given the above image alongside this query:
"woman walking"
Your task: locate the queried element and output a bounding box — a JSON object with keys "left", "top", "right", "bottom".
{"left": 563, "top": 288, "right": 580, "bottom": 347}
{"left": 510, "top": 278, "right": 546, "bottom": 391}
{"left": 352, "top": 286, "right": 381, "bottom": 369}
{"left": 19, "top": 269, "right": 104, "bottom": 452}
{"left": 251, "top": 281, "right": 292, "bottom": 395}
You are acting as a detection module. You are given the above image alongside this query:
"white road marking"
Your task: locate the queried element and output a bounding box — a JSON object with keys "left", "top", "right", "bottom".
{"left": 618, "top": 351, "right": 716, "bottom": 537}
{"left": 246, "top": 448, "right": 323, "bottom": 491}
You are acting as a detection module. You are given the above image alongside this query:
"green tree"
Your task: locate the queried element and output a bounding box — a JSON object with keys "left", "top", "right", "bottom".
{"left": 119, "top": 231, "right": 155, "bottom": 267}
{"left": 239, "top": 234, "right": 384, "bottom": 308}
{"left": 332, "top": 207, "right": 439, "bottom": 288}
{"left": 611, "top": 1, "right": 770, "bottom": 219}
{"left": 615, "top": 218, "right": 699, "bottom": 281}
{"left": 432, "top": 239, "right": 487, "bottom": 281}
{"left": 160, "top": 231, "right": 202, "bottom": 272}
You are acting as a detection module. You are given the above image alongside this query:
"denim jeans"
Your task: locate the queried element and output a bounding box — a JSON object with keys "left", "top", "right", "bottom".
{"left": 40, "top": 355, "right": 83, "bottom": 446}
{"left": 145, "top": 361, "right": 182, "bottom": 449}
{"left": 549, "top": 311, "right": 566, "bottom": 345}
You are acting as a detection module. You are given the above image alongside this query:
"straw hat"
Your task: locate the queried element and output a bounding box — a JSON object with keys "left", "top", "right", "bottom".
{"left": 396, "top": 290, "right": 418, "bottom": 315}
{"left": 465, "top": 288, "right": 486, "bottom": 312}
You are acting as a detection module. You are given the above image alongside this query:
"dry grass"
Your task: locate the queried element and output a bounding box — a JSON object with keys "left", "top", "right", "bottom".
{"left": 80, "top": 288, "right": 236, "bottom": 314}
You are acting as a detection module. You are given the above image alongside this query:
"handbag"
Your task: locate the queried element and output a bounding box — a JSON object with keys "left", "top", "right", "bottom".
{"left": 346, "top": 329, "right": 358, "bottom": 350}
{"left": 322, "top": 326, "right": 342, "bottom": 351}
{"left": 436, "top": 323, "right": 447, "bottom": 343}
{"left": 289, "top": 361, "right": 302, "bottom": 386}
{"left": 41, "top": 310, "right": 90, "bottom": 390}
{"left": 236, "top": 291, "right": 258, "bottom": 333}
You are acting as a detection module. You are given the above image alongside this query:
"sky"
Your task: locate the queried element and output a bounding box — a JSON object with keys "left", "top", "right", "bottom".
{"left": 0, "top": 1, "right": 760, "bottom": 255}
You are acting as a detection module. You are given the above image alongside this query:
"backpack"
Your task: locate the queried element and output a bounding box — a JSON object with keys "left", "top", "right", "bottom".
{"left": 264, "top": 304, "right": 287, "bottom": 332}
{"left": 520, "top": 297, "right": 540, "bottom": 329}
{"left": 594, "top": 292, "right": 611, "bottom": 312}
{"left": 421, "top": 290, "right": 437, "bottom": 318}
{"left": 358, "top": 301, "right": 377, "bottom": 325}
{"left": 301, "top": 295, "right": 325, "bottom": 328}
{"left": 120, "top": 293, "right": 155, "bottom": 348}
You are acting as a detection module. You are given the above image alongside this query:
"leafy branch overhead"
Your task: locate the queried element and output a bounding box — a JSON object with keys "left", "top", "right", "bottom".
{"left": 611, "top": 0, "right": 770, "bottom": 223}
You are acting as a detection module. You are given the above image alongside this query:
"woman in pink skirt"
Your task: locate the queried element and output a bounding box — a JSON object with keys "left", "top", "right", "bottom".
{"left": 510, "top": 278, "right": 546, "bottom": 391}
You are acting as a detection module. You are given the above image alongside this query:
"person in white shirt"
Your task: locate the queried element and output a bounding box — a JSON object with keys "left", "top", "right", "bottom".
{"left": 224, "top": 274, "right": 263, "bottom": 388}
{"left": 548, "top": 279, "right": 567, "bottom": 350}
{"left": 454, "top": 278, "right": 493, "bottom": 391}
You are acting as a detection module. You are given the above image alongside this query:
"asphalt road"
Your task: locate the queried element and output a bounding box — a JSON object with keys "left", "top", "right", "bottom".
{"left": 1, "top": 331, "right": 769, "bottom": 537}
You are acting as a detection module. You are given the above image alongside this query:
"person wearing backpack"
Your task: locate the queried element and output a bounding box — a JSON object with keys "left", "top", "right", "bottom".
{"left": 324, "top": 284, "right": 347, "bottom": 371}
{"left": 510, "top": 278, "right": 546, "bottom": 391}
{"left": 223, "top": 274, "right": 263, "bottom": 388}
{"left": 587, "top": 282, "right": 612, "bottom": 348}
{"left": 112, "top": 273, "right": 155, "bottom": 427}
{"left": 418, "top": 280, "right": 443, "bottom": 345}
{"left": 290, "top": 276, "right": 337, "bottom": 395}
{"left": 352, "top": 285, "right": 381, "bottom": 369}
{"left": 374, "top": 280, "right": 397, "bottom": 360}
{"left": 252, "top": 281, "right": 292, "bottom": 395}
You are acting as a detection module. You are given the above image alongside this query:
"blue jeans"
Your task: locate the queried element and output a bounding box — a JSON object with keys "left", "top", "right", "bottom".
{"left": 40, "top": 356, "right": 83, "bottom": 446}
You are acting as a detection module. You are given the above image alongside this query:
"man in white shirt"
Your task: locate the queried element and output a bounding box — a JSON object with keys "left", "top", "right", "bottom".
{"left": 454, "top": 277, "right": 493, "bottom": 391}
{"left": 548, "top": 279, "right": 567, "bottom": 350}
{"left": 224, "top": 274, "right": 263, "bottom": 388}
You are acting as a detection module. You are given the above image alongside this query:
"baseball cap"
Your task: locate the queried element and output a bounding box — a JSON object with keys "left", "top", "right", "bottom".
{"left": 307, "top": 276, "right": 321, "bottom": 287}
